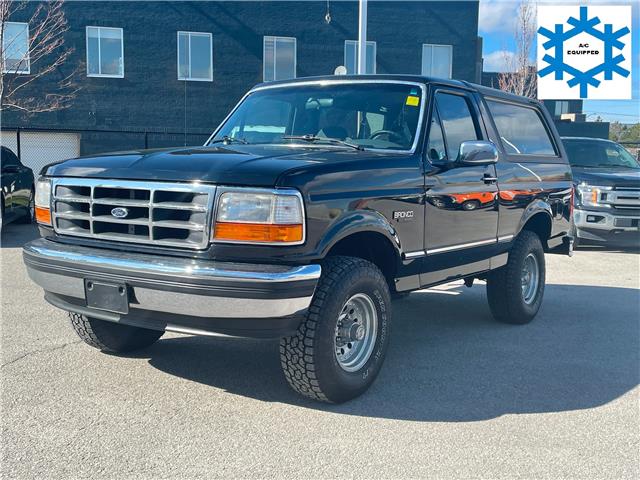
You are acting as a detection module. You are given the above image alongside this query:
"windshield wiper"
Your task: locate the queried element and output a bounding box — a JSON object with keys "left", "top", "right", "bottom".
{"left": 282, "top": 135, "right": 364, "bottom": 151}
{"left": 209, "top": 135, "right": 248, "bottom": 146}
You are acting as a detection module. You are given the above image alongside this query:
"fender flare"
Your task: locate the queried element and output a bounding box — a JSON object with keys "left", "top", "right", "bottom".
{"left": 515, "top": 199, "right": 553, "bottom": 238}
{"left": 315, "top": 210, "right": 402, "bottom": 260}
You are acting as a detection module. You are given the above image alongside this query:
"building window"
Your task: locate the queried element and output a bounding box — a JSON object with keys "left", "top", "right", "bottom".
{"left": 177, "top": 31, "right": 213, "bottom": 81}
{"left": 263, "top": 36, "right": 296, "bottom": 82}
{"left": 86, "top": 26, "right": 124, "bottom": 78}
{"left": 2, "top": 22, "right": 30, "bottom": 74}
{"left": 344, "top": 40, "right": 376, "bottom": 74}
{"left": 554, "top": 101, "right": 569, "bottom": 116}
{"left": 422, "top": 44, "right": 452, "bottom": 79}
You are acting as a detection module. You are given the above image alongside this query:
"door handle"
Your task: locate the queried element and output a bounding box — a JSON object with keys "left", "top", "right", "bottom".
{"left": 483, "top": 174, "right": 498, "bottom": 184}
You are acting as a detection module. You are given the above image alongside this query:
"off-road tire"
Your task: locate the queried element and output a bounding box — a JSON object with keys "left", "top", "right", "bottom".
{"left": 280, "top": 256, "right": 391, "bottom": 403}
{"left": 69, "top": 312, "right": 164, "bottom": 353}
{"left": 486, "top": 230, "right": 545, "bottom": 325}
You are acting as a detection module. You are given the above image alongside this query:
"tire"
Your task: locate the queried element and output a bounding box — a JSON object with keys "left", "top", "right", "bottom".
{"left": 68, "top": 312, "right": 164, "bottom": 353}
{"left": 280, "top": 256, "right": 391, "bottom": 403}
{"left": 486, "top": 230, "right": 545, "bottom": 325}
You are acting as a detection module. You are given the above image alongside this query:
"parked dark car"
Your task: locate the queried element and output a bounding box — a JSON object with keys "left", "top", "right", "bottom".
{"left": 1, "top": 146, "right": 34, "bottom": 230}
{"left": 23, "top": 76, "right": 573, "bottom": 403}
{"left": 562, "top": 137, "right": 640, "bottom": 245}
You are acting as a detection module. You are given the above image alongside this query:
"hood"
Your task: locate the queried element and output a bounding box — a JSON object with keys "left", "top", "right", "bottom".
{"left": 571, "top": 166, "right": 640, "bottom": 188}
{"left": 42, "top": 144, "right": 382, "bottom": 186}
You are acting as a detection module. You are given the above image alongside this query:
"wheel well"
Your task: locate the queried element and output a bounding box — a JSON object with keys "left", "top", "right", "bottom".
{"left": 326, "top": 232, "right": 398, "bottom": 288}
{"left": 522, "top": 212, "right": 552, "bottom": 247}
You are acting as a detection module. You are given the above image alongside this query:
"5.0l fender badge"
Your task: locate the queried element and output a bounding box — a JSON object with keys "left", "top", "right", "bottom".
{"left": 111, "top": 207, "right": 129, "bottom": 219}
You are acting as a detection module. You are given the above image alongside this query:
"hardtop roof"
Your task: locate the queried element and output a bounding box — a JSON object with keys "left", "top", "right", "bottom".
{"left": 252, "top": 74, "right": 542, "bottom": 106}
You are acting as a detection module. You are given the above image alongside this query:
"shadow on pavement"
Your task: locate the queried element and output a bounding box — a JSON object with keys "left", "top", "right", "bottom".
{"left": 1, "top": 223, "right": 40, "bottom": 249}
{"left": 140, "top": 282, "right": 640, "bottom": 421}
{"left": 576, "top": 243, "right": 640, "bottom": 254}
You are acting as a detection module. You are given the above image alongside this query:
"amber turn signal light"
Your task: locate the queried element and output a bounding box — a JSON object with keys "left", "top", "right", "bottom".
{"left": 35, "top": 206, "right": 52, "bottom": 226}
{"left": 214, "top": 222, "right": 303, "bottom": 243}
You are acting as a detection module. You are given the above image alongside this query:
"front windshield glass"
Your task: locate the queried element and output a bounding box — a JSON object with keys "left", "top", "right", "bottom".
{"left": 211, "top": 82, "right": 424, "bottom": 151}
{"left": 564, "top": 140, "right": 640, "bottom": 169}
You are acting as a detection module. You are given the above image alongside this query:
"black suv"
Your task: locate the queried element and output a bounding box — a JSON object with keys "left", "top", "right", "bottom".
{"left": 24, "top": 76, "right": 572, "bottom": 403}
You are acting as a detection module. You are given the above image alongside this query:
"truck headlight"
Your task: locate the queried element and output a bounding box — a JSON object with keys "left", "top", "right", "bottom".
{"left": 213, "top": 189, "right": 305, "bottom": 244}
{"left": 34, "top": 178, "right": 52, "bottom": 225}
{"left": 575, "top": 184, "right": 612, "bottom": 208}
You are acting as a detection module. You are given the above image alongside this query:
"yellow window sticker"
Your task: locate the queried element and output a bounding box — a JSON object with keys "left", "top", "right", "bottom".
{"left": 406, "top": 95, "right": 420, "bottom": 107}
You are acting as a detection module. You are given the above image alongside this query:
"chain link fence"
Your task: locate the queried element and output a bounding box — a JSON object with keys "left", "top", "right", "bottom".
{"left": 0, "top": 127, "right": 211, "bottom": 174}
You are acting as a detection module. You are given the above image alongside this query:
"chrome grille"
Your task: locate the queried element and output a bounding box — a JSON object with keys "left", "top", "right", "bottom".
{"left": 51, "top": 179, "right": 216, "bottom": 249}
{"left": 609, "top": 187, "right": 640, "bottom": 211}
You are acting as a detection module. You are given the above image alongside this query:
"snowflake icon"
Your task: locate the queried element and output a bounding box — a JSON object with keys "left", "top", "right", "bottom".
{"left": 538, "top": 6, "right": 630, "bottom": 98}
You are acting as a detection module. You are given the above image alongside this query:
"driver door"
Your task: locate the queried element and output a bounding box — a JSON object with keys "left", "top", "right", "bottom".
{"left": 422, "top": 89, "right": 499, "bottom": 259}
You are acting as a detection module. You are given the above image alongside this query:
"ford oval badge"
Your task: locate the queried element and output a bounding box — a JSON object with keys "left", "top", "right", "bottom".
{"left": 111, "top": 207, "right": 129, "bottom": 219}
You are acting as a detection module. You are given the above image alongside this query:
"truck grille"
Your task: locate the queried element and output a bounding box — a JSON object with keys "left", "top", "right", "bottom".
{"left": 50, "top": 179, "right": 216, "bottom": 249}
{"left": 609, "top": 187, "right": 640, "bottom": 211}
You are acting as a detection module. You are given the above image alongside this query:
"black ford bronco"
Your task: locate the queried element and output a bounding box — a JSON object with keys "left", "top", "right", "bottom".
{"left": 24, "top": 76, "right": 573, "bottom": 403}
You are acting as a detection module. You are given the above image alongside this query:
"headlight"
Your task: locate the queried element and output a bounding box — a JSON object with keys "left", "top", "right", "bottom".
{"left": 575, "top": 184, "right": 613, "bottom": 208}
{"left": 213, "top": 189, "right": 304, "bottom": 244}
{"left": 34, "top": 178, "right": 52, "bottom": 225}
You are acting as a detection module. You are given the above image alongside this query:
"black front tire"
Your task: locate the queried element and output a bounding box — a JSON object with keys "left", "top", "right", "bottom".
{"left": 69, "top": 313, "right": 164, "bottom": 353}
{"left": 486, "top": 230, "right": 546, "bottom": 325}
{"left": 280, "top": 256, "right": 391, "bottom": 403}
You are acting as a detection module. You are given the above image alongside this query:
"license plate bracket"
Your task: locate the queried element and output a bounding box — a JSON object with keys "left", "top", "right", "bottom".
{"left": 85, "top": 279, "right": 129, "bottom": 314}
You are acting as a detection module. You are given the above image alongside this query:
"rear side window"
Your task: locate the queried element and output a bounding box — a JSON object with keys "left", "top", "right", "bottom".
{"left": 487, "top": 100, "right": 556, "bottom": 156}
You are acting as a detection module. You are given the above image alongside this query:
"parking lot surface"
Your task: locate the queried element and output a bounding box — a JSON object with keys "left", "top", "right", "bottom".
{"left": 2, "top": 223, "right": 639, "bottom": 479}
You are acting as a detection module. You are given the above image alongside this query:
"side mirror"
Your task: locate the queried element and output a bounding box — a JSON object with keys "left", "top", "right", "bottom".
{"left": 456, "top": 141, "right": 499, "bottom": 166}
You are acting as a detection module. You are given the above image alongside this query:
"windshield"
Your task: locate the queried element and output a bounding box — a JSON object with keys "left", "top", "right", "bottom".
{"left": 564, "top": 140, "right": 640, "bottom": 169}
{"left": 211, "top": 82, "right": 424, "bottom": 151}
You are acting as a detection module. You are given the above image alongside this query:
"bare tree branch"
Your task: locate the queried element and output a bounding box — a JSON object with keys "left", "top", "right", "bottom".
{"left": 497, "top": 0, "right": 537, "bottom": 98}
{"left": 1, "top": 0, "right": 79, "bottom": 113}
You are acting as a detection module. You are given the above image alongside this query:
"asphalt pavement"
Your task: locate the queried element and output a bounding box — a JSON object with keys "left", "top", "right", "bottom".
{"left": 1, "top": 223, "right": 639, "bottom": 479}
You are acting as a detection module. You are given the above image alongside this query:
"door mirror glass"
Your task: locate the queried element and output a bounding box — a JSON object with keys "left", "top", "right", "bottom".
{"left": 456, "top": 141, "right": 499, "bottom": 166}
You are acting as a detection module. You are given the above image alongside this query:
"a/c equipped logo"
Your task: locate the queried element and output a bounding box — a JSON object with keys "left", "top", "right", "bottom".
{"left": 537, "top": 5, "right": 632, "bottom": 100}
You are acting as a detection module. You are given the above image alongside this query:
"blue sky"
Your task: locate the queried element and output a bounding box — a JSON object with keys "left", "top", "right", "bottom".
{"left": 479, "top": 0, "right": 639, "bottom": 123}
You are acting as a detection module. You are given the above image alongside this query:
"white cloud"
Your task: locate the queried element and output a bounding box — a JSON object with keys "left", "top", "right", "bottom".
{"left": 479, "top": 0, "right": 518, "bottom": 34}
{"left": 483, "top": 50, "right": 517, "bottom": 72}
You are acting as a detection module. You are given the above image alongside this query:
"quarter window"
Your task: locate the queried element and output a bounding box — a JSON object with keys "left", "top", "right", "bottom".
{"left": 435, "top": 92, "right": 480, "bottom": 159}
{"left": 263, "top": 36, "right": 296, "bottom": 82}
{"left": 422, "top": 44, "right": 452, "bottom": 79}
{"left": 177, "top": 31, "right": 213, "bottom": 81}
{"left": 86, "top": 26, "right": 124, "bottom": 78}
{"left": 2, "top": 22, "right": 30, "bottom": 74}
{"left": 426, "top": 108, "right": 447, "bottom": 163}
{"left": 487, "top": 100, "right": 556, "bottom": 155}
{"left": 344, "top": 40, "right": 376, "bottom": 74}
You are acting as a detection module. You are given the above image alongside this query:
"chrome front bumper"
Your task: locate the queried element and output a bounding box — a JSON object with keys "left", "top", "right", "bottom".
{"left": 574, "top": 209, "right": 640, "bottom": 232}
{"left": 23, "top": 238, "right": 321, "bottom": 337}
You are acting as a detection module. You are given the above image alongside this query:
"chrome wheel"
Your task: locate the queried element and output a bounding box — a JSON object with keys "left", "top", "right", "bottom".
{"left": 334, "top": 293, "right": 378, "bottom": 372}
{"left": 521, "top": 253, "right": 539, "bottom": 304}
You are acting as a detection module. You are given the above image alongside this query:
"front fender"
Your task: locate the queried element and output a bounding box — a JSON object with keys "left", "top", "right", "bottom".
{"left": 315, "top": 210, "right": 402, "bottom": 259}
